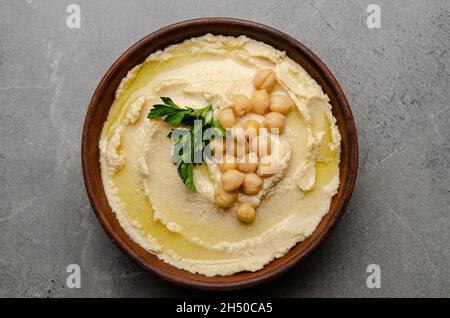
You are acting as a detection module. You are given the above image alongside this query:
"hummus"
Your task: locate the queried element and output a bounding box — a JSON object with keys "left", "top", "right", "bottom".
{"left": 99, "top": 34, "right": 341, "bottom": 276}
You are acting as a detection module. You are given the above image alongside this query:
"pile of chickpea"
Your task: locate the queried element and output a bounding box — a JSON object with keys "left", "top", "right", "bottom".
{"left": 213, "top": 69, "right": 293, "bottom": 224}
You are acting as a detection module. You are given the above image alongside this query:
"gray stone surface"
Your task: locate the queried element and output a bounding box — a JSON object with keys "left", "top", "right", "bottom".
{"left": 0, "top": 0, "right": 448, "bottom": 297}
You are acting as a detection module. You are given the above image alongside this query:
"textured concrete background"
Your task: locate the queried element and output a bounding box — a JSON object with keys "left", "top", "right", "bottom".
{"left": 0, "top": 0, "right": 448, "bottom": 297}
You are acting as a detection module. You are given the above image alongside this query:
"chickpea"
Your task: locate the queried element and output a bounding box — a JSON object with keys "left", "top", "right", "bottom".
{"left": 257, "top": 155, "right": 279, "bottom": 177}
{"left": 253, "top": 69, "right": 276, "bottom": 92}
{"left": 221, "top": 169, "right": 245, "bottom": 192}
{"left": 231, "top": 94, "right": 252, "bottom": 116}
{"left": 263, "top": 112, "right": 286, "bottom": 134}
{"left": 214, "top": 187, "right": 237, "bottom": 208}
{"left": 242, "top": 173, "right": 263, "bottom": 195}
{"left": 220, "top": 162, "right": 237, "bottom": 173}
{"left": 243, "top": 120, "right": 260, "bottom": 140}
{"left": 270, "top": 94, "right": 293, "bottom": 114}
{"left": 236, "top": 202, "right": 256, "bottom": 223}
{"left": 237, "top": 153, "right": 258, "bottom": 173}
{"left": 250, "top": 135, "right": 272, "bottom": 157}
{"left": 217, "top": 108, "right": 236, "bottom": 128}
{"left": 250, "top": 90, "right": 270, "bottom": 115}
{"left": 219, "top": 157, "right": 237, "bottom": 173}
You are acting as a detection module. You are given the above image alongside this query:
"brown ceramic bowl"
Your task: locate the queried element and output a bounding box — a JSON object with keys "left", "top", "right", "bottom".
{"left": 82, "top": 18, "right": 358, "bottom": 291}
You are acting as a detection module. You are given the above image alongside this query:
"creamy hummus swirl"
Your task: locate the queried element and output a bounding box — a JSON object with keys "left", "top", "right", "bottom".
{"left": 99, "top": 34, "right": 341, "bottom": 276}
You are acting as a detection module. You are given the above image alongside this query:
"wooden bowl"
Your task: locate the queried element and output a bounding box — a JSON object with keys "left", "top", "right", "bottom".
{"left": 82, "top": 18, "right": 358, "bottom": 291}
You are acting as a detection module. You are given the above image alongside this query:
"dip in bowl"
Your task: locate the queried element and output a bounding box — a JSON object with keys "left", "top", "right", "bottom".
{"left": 82, "top": 18, "right": 358, "bottom": 290}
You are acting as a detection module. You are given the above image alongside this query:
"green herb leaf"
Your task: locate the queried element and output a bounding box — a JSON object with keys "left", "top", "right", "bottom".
{"left": 147, "top": 105, "right": 178, "bottom": 119}
{"left": 161, "top": 97, "right": 182, "bottom": 109}
{"left": 165, "top": 110, "right": 188, "bottom": 126}
{"left": 147, "top": 97, "right": 226, "bottom": 192}
{"left": 177, "top": 162, "right": 196, "bottom": 192}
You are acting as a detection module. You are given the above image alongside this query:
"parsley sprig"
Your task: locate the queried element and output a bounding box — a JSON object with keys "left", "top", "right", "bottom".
{"left": 147, "top": 97, "right": 226, "bottom": 192}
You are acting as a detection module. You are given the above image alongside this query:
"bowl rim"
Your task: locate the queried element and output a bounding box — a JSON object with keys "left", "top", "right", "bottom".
{"left": 81, "top": 17, "right": 358, "bottom": 291}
